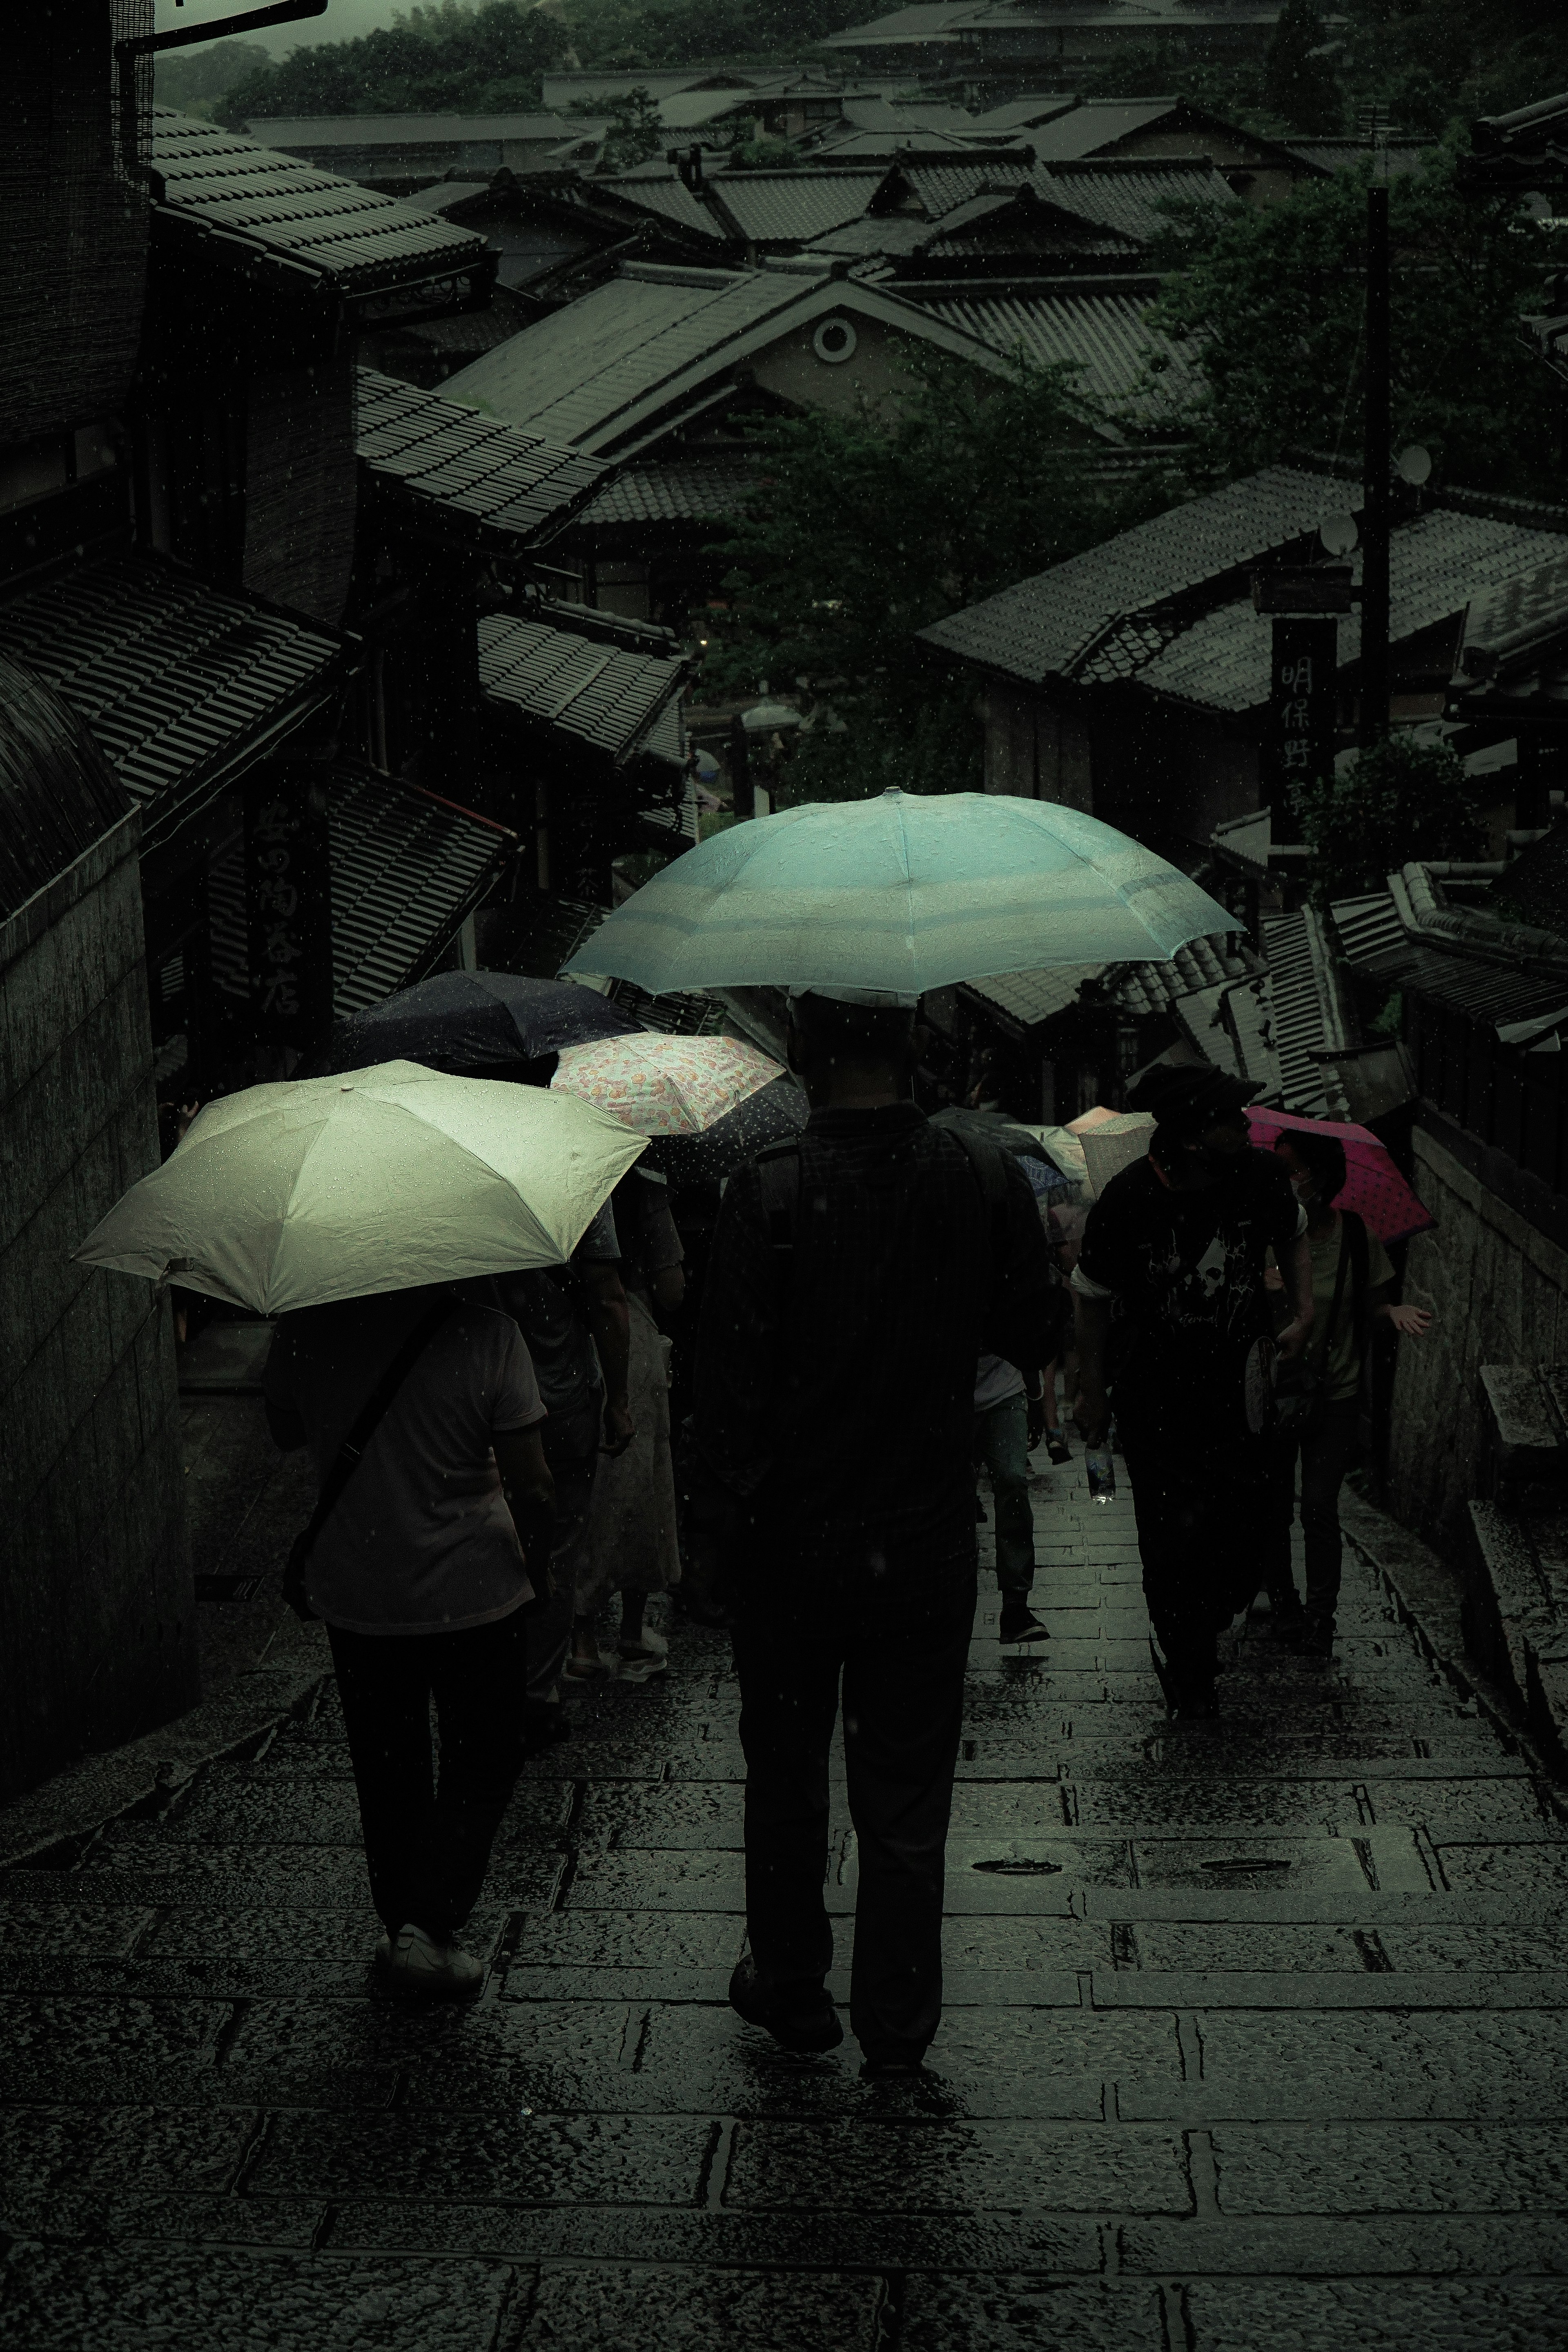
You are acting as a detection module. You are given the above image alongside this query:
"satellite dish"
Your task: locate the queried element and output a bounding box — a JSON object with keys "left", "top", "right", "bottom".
{"left": 1397, "top": 444, "right": 1432, "bottom": 485}
{"left": 1319, "top": 512, "right": 1358, "bottom": 555}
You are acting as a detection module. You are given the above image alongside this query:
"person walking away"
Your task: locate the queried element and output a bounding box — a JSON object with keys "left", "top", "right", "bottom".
{"left": 571, "top": 1165, "right": 686, "bottom": 1680}
{"left": 1041, "top": 1203, "right": 1088, "bottom": 1464}
{"left": 497, "top": 1198, "right": 633, "bottom": 1746}
{"left": 1263, "top": 1128, "right": 1432, "bottom": 1655}
{"left": 693, "top": 985, "right": 1055, "bottom": 2074}
{"left": 264, "top": 1281, "right": 555, "bottom": 1997}
{"left": 1072, "top": 1065, "right": 1314, "bottom": 1720}
{"left": 973, "top": 1325, "right": 1059, "bottom": 1646}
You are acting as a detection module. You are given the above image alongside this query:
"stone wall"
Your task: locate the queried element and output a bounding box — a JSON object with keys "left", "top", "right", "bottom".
{"left": 0, "top": 813, "right": 194, "bottom": 1801}
{"left": 1385, "top": 1122, "right": 1568, "bottom": 1552}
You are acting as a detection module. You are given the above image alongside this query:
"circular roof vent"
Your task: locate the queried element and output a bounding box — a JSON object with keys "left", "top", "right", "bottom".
{"left": 813, "top": 316, "right": 858, "bottom": 366}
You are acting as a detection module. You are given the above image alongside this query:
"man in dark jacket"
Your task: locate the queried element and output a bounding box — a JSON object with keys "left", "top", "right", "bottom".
{"left": 693, "top": 985, "right": 1055, "bottom": 2075}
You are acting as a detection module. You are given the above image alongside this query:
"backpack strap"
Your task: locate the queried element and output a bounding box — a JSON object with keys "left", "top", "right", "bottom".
{"left": 299, "top": 1292, "right": 456, "bottom": 1553}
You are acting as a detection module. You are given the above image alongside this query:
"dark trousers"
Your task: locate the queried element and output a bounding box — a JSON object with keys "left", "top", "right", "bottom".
{"left": 1267, "top": 1396, "right": 1360, "bottom": 1620}
{"left": 973, "top": 1394, "right": 1036, "bottom": 1599}
{"left": 328, "top": 1610, "right": 530, "bottom": 1941}
{"left": 730, "top": 1550, "right": 977, "bottom": 2063}
{"left": 1119, "top": 1413, "right": 1271, "bottom": 1682}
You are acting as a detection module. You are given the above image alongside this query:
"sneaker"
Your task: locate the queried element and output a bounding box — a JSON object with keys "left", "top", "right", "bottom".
{"left": 619, "top": 1626, "right": 669, "bottom": 1662}
{"left": 383, "top": 1922, "right": 483, "bottom": 2000}
{"left": 728, "top": 1953, "right": 843, "bottom": 2054}
{"left": 1046, "top": 1434, "right": 1071, "bottom": 1465}
{"left": 617, "top": 1652, "right": 668, "bottom": 1686}
{"left": 998, "top": 1604, "right": 1049, "bottom": 1645}
{"left": 1288, "top": 1613, "right": 1336, "bottom": 1659}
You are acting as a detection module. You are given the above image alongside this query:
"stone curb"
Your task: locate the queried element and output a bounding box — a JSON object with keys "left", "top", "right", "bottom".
{"left": 1342, "top": 1481, "right": 1567, "bottom": 1809}
{"left": 0, "top": 1627, "right": 331, "bottom": 1872}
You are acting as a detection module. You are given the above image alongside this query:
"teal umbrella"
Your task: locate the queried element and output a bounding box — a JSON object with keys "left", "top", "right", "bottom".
{"left": 563, "top": 789, "right": 1234, "bottom": 995}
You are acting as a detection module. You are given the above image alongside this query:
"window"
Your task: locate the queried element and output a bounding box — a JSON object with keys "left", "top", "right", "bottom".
{"left": 812, "top": 316, "right": 858, "bottom": 365}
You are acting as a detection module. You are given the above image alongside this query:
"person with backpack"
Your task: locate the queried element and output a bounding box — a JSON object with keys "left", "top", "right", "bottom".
{"left": 692, "top": 984, "right": 1056, "bottom": 2076}
{"left": 1263, "top": 1128, "right": 1432, "bottom": 1656}
{"left": 1072, "top": 1064, "right": 1315, "bottom": 1720}
{"left": 263, "top": 1281, "right": 555, "bottom": 1999}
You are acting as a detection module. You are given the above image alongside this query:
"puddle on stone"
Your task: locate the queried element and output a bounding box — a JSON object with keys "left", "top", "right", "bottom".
{"left": 972, "top": 1858, "right": 1064, "bottom": 1875}
{"left": 1200, "top": 1857, "right": 1293, "bottom": 1872}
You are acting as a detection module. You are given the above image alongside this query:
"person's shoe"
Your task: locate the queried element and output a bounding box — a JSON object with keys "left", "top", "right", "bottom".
{"left": 619, "top": 1625, "right": 669, "bottom": 1662}
{"left": 728, "top": 1954, "right": 843, "bottom": 2054}
{"left": 1150, "top": 1635, "right": 1219, "bottom": 1720}
{"left": 860, "top": 2052, "right": 926, "bottom": 2080}
{"left": 1289, "top": 1613, "right": 1336, "bottom": 1659}
{"left": 617, "top": 1652, "right": 668, "bottom": 1686}
{"left": 1046, "top": 1433, "right": 1071, "bottom": 1465}
{"left": 382, "top": 1923, "right": 484, "bottom": 2000}
{"left": 998, "top": 1603, "right": 1049, "bottom": 1645}
{"left": 523, "top": 1698, "right": 573, "bottom": 1756}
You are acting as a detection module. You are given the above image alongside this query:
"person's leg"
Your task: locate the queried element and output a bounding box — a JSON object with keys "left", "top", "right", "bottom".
{"left": 1263, "top": 1427, "right": 1305, "bottom": 1622}
{"left": 730, "top": 1578, "right": 841, "bottom": 1998}
{"left": 843, "top": 1551, "right": 977, "bottom": 2066}
{"left": 979, "top": 1395, "right": 1036, "bottom": 1605}
{"left": 420, "top": 1608, "right": 533, "bottom": 1938}
{"left": 1298, "top": 1399, "right": 1360, "bottom": 1628}
{"left": 1118, "top": 1429, "right": 1225, "bottom": 1710}
{"left": 326, "top": 1624, "right": 436, "bottom": 1934}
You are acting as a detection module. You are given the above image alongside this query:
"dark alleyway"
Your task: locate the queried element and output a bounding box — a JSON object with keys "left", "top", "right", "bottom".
{"left": 0, "top": 1440, "right": 1565, "bottom": 2349}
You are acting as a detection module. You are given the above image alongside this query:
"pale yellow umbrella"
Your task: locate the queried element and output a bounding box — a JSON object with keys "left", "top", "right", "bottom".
{"left": 74, "top": 1060, "right": 645, "bottom": 1315}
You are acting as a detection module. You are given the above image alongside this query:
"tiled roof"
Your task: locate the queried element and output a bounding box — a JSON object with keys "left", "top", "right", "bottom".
{"left": 1108, "top": 935, "right": 1245, "bottom": 1013}
{"left": 923, "top": 190, "right": 1138, "bottom": 262}
{"left": 961, "top": 963, "right": 1102, "bottom": 1028}
{"left": 1027, "top": 101, "right": 1189, "bottom": 161}
{"left": 1330, "top": 889, "right": 1408, "bottom": 973}
{"left": 606, "top": 172, "right": 730, "bottom": 240}
{"left": 913, "top": 282, "right": 1203, "bottom": 423}
{"left": 708, "top": 172, "right": 886, "bottom": 245}
{"left": 0, "top": 553, "right": 340, "bottom": 856}
{"left": 1261, "top": 909, "right": 1349, "bottom": 1118}
{"left": 575, "top": 458, "right": 758, "bottom": 527}
{"left": 903, "top": 159, "right": 1030, "bottom": 217}
{"left": 356, "top": 368, "right": 606, "bottom": 547}
{"left": 968, "top": 96, "right": 1078, "bottom": 131}
{"left": 1136, "top": 504, "right": 1568, "bottom": 715}
{"left": 477, "top": 609, "right": 688, "bottom": 759}
{"left": 1286, "top": 139, "right": 1427, "bottom": 178}
{"left": 149, "top": 111, "right": 491, "bottom": 296}
{"left": 442, "top": 268, "right": 802, "bottom": 450}
{"left": 921, "top": 464, "right": 1357, "bottom": 682}
{"left": 1038, "top": 160, "right": 1238, "bottom": 245}
{"left": 209, "top": 762, "right": 514, "bottom": 1018}
{"left": 252, "top": 114, "right": 588, "bottom": 146}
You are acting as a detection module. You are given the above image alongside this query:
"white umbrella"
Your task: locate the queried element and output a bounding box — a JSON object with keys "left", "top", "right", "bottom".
{"left": 74, "top": 1060, "right": 645, "bottom": 1315}
{"left": 564, "top": 788, "right": 1236, "bottom": 996}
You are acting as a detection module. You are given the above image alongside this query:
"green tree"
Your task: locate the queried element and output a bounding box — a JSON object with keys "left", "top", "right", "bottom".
{"left": 704, "top": 355, "right": 1171, "bottom": 803}
{"left": 589, "top": 87, "right": 665, "bottom": 168}
{"left": 1263, "top": 0, "right": 1342, "bottom": 134}
{"left": 214, "top": 2, "right": 569, "bottom": 124}
{"left": 1149, "top": 138, "right": 1554, "bottom": 495}
{"left": 1292, "top": 734, "right": 1483, "bottom": 902}
{"left": 155, "top": 39, "right": 272, "bottom": 117}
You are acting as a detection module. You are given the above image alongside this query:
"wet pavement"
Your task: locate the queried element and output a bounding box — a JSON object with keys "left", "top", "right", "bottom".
{"left": 2, "top": 1443, "right": 1567, "bottom": 2348}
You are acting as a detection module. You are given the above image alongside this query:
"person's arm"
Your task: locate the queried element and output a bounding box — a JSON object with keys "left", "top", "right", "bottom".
{"left": 580, "top": 1258, "right": 634, "bottom": 1452}
{"left": 1373, "top": 1286, "right": 1432, "bottom": 1338}
{"left": 494, "top": 1424, "right": 556, "bottom": 1568}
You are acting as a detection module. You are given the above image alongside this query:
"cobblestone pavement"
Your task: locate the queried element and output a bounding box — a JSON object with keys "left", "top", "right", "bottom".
{"left": 2, "top": 1443, "right": 1567, "bottom": 2350}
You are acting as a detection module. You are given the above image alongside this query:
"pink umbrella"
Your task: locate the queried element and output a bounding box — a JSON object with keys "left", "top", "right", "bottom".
{"left": 551, "top": 1033, "right": 783, "bottom": 1136}
{"left": 1245, "top": 1108, "right": 1435, "bottom": 1245}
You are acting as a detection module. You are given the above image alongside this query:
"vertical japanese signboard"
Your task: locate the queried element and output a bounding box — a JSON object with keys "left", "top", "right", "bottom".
{"left": 245, "top": 771, "right": 332, "bottom": 1061}
{"left": 1263, "top": 617, "right": 1339, "bottom": 812}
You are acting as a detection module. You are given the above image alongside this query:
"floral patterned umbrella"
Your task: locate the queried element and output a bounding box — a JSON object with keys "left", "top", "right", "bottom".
{"left": 550, "top": 1033, "right": 784, "bottom": 1136}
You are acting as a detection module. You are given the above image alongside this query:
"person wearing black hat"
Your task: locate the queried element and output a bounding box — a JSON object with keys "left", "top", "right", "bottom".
{"left": 1071, "top": 1062, "right": 1314, "bottom": 1717}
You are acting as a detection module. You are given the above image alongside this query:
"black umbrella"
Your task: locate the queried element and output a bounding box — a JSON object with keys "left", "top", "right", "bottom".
{"left": 931, "top": 1107, "right": 1074, "bottom": 1198}
{"left": 642, "top": 1077, "right": 808, "bottom": 1187}
{"left": 311, "top": 971, "right": 641, "bottom": 1078}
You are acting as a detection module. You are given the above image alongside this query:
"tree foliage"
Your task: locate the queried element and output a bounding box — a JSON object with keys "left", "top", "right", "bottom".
{"left": 1293, "top": 733, "right": 1484, "bottom": 902}
{"left": 1263, "top": 0, "right": 1340, "bottom": 134}
{"left": 1149, "top": 141, "right": 1554, "bottom": 496}
{"left": 215, "top": 2, "right": 570, "bottom": 123}
{"left": 154, "top": 39, "right": 272, "bottom": 116}
{"left": 704, "top": 356, "right": 1173, "bottom": 804}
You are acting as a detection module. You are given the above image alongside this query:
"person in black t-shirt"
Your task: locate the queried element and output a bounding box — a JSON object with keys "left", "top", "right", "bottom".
{"left": 1072, "top": 1064, "right": 1314, "bottom": 1717}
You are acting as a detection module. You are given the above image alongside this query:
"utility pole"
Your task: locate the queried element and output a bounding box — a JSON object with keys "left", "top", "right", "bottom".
{"left": 1359, "top": 174, "right": 1392, "bottom": 749}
